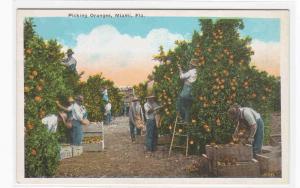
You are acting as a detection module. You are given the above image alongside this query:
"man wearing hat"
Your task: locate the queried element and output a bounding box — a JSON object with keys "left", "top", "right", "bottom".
{"left": 62, "top": 49, "right": 77, "bottom": 72}
{"left": 228, "top": 104, "right": 264, "bottom": 155}
{"left": 177, "top": 58, "right": 198, "bottom": 123}
{"left": 41, "top": 112, "right": 67, "bottom": 133}
{"left": 104, "top": 100, "right": 112, "bottom": 125}
{"left": 68, "top": 95, "right": 89, "bottom": 145}
{"left": 144, "top": 95, "right": 162, "bottom": 152}
{"left": 128, "top": 97, "right": 144, "bottom": 142}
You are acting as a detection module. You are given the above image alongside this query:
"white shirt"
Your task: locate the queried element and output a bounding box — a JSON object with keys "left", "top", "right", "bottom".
{"left": 63, "top": 56, "right": 77, "bottom": 67}
{"left": 240, "top": 107, "right": 261, "bottom": 126}
{"left": 105, "top": 103, "right": 112, "bottom": 113}
{"left": 102, "top": 89, "right": 108, "bottom": 96}
{"left": 180, "top": 68, "right": 197, "bottom": 85}
{"left": 144, "top": 102, "right": 158, "bottom": 120}
{"left": 42, "top": 114, "right": 58, "bottom": 133}
{"left": 72, "top": 103, "right": 87, "bottom": 121}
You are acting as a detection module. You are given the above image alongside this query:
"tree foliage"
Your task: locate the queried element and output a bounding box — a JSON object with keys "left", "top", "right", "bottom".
{"left": 136, "top": 19, "right": 280, "bottom": 154}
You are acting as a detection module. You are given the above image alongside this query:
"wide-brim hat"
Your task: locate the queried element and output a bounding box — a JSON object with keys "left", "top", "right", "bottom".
{"left": 190, "top": 58, "right": 198, "bottom": 67}
{"left": 68, "top": 96, "right": 74, "bottom": 103}
{"left": 67, "top": 49, "right": 74, "bottom": 55}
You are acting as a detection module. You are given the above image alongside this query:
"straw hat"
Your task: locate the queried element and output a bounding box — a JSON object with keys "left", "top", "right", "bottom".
{"left": 68, "top": 96, "right": 74, "bottom": 103}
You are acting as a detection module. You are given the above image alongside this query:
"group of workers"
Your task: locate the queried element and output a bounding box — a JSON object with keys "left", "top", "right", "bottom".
{"left": 129, "top": 57, "right": 264, "bottom": 155}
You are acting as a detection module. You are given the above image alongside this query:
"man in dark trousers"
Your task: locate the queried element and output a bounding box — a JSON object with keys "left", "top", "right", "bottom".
{"left": 177, "top": 58, "right": 198, "bottom": 123}
{"left": 228, "top": 104, "right": 264, "bottom": 155}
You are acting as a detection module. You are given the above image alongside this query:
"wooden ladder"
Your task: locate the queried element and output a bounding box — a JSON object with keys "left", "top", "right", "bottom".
{"left": 168, "top": 115, "right": 189, "bottom": 157}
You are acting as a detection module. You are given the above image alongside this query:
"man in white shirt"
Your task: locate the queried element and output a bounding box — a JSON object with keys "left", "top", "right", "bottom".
{"left": 228, "top": 104, "right": 264, "bottom": 155}
{"left": 62, "top": 49, "right": 77, "bottom": 73}
{"left": 70, "top": 95, "right": 88, "bottom": 145}
{"left": 104, "top": 101, "right": 112, "bottom": 125}
{"left": 42, "top": 112, "right": 67, "bottom": 133}
{"left": 177, "top": 58, "right": 198, "bottom": 123}
{"left": 144, "top": 95, "right": 162, "bottom": 152}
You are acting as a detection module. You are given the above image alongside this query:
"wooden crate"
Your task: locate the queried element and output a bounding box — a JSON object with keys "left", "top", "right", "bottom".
{"left": 205, "top": 144, "right": 253, "bottom": 162}
{"left": 82, "top": 122, "right": 103, "bottom": 133}
{"left": 256, "top": 146, "right": 281, "bottom": 174}
{"left": 205, "top": 144, "right": 253, "bottom": 174}
{"left": 72, "top": 145, "right": 83, "bottom": 157}
{"left": 60, "top": 144, "right": 72, "bottom": 160}
{"left": 82, "top": 122, "right": 105, "bottom": 152}
{"left": 215, "top": 159, "right": 260, "bottom": 177}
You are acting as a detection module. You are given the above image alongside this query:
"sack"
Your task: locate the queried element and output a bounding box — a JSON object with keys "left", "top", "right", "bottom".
{"left": 135, "top": 116, "right": 145, "bottom": 130}
{"left": 155, "top": 114, "right": 162, "bottom": 128}
{"left": 81, "top": 119, "right": 90, "bottom": 126}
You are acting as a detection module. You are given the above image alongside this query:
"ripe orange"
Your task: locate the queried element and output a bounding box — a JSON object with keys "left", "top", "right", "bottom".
{"left": 36, "top": 85, "right": 43, "bottom": 92}
{"left": 31, "top": 149, "right": 37, "bottom": 156}
{"left": 26, "top": 48, "right": 32, "bottom": 54}
{"left": 26, "top": 123, "right": 34, "bottom": 130}
{"left": 29, "top": 75, "right": 34, "bottom": 80}
{"left": 189, "top": 140, "right": 194, "bottom": 145}
{"left": 34, "top": 96, "right": 42, "bottom": 103}
{"left": 178, "top": 129, "right": 183, "bottom": 133}
{"left": 24, "top": 86, "right": 30, "bottom": 93}
{"left": 32, "top": 70, "right": 38, "bottom": 77}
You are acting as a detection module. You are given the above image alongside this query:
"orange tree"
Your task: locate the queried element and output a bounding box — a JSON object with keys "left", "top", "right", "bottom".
{"left": 80, "top": 74, "right": 124, "bottom": 122}
{"left": 133, "top": 82, "right": 148, "bottom": 105}
{"left": 144, "top": 19, "right": 279, "bottom": 154}
{"left": 24, "top": 18, "right": 80, "bottom": 177}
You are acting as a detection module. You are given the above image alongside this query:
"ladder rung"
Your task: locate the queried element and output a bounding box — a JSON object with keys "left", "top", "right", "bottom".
{"left": 174, "top": 134, "right": 188, "bottom": 137}
{"left": 173, "top": 145, "right": 187, "bottom": 148}
{"left": 176, "top": 122, "right": 189, "bottom": 125}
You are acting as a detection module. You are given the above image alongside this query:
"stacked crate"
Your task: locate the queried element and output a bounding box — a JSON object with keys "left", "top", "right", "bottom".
{"left": 72, "top": 145, "right": 83, "bottom": 157}
{"left": 82, "top": 122, "right": 104, "bottom": 152}
{"left": 204, "top": 144, "right": 260, "bottom": 177}
{"left": 60, "top": 144, "right": 72, "bottom": 160}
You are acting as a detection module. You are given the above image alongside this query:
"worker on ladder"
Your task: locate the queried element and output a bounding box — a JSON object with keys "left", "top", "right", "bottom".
{"left": 177, "top": 58, "right": 198, "bottom": 123}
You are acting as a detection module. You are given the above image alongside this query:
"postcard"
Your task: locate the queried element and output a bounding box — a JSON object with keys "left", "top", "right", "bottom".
{"left": 16, "top": 5, "right": 290, "bottom": 186}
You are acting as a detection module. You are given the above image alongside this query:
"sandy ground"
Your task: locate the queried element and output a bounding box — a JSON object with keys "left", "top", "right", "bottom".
{"left": 55, "top": 113, "right": 281, "bottom": 178}
{"left": 55, "top": 116, "right": 207, "bottom": 178}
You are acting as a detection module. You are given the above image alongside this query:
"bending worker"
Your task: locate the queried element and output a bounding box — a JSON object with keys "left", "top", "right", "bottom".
{"left": 228, "top": 104, "right": 264, "bottom": 155}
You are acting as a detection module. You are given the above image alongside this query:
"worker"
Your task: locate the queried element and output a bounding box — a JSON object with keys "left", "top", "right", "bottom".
{"left": 62, "top": 49, "right": 77, "bottom": 73}
{"left": 177, "top": 58, "right": 198, "bottom": 123}
{"left": 128, "top": 97, "right": 144, "bottom": 142}
{"left": 144, "top": 95, "right": 162, "bottom": 152}
{"left": 228, "top": 104, "right": 264, "bottom": 155}
{"left": 41, "top": 112, "right": 67, "bottom": 133}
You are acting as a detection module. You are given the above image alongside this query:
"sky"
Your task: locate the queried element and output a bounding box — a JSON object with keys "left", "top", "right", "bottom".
{"left": 33, "top": 17, "right": 280, "bottom": 86}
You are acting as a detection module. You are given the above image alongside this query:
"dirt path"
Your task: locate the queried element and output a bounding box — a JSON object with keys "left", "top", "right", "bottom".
{"left": 55, "top": 116, "right": 205, "bottom": 178}
{"left": 55, "top": 113, "right": 281, "bottom": 177}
